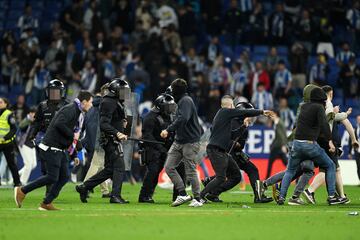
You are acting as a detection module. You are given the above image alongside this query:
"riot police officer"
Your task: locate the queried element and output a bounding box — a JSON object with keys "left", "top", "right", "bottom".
{"left": 138, "top": 94, "right": 177, "bottom": 203}
{"left": 76, "top": 77, "right": 131, "bottom": 204}
{"left": 27, "top": 79, "right": 68, "bottom": 192}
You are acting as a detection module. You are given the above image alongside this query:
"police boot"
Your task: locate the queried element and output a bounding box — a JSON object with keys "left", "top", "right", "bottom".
{"left": 110, "top": 195, "right": 130, "bottom": 204}
{"left": 138, "top": 196, "right": 155, "bottom": 203}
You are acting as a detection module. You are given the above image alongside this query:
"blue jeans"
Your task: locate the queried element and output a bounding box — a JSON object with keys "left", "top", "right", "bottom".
{"left": 280, "top": 140, "right": 336, "bottom": 198}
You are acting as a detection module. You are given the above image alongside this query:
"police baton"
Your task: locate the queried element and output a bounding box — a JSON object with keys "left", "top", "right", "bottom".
{"left": 127, "top": 137, "right": 165, "bottom": 145}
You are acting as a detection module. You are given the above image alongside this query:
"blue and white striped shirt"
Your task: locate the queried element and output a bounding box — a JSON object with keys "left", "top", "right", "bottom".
{"left": 274, "top": 68, "right": 292, "bottom": 89}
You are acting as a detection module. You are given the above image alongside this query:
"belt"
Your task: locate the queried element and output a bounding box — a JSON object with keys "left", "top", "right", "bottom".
{"left": 295, "top": 140, "right": 316, "bottom": 144}
{"left": 39, "top": 143, "right": 65, "bottom": 152}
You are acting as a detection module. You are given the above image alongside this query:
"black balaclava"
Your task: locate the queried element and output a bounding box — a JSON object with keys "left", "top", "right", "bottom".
{"left": 171, "top": 83, "right": 187, "bottom": 103}
{"left": 310, "top": 87, "right": 327, "bottom": 106}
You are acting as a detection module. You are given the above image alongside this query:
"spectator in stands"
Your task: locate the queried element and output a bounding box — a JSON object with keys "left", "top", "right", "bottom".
{"left": 21, "top": 28, "right": 39, "bottom": 50}
{"left": 114, "top": 0, "right": 133, "bottom": 33}
{"left": 251, "top": 82, "right": 274, "bottom": 110}
{"left": 162, "top": 24, "right": 182, "bottom": 54}
{"left": 309, "top": 53, "right": 329, "bottom": 85}
{"left": 346, "top": 0, "right": 360, "bottom": 54}
{"left": 239, "top": 0, "right": 254, "bottom": 23}
{"left": 278, "top": 97, "right": 296, "bottom": 130}
{"left": 267, "top": 3, "right": 291, "bottom": 45}
{"left": 264, "top": 47, "right": 280, "bottom": 82}
{"left": 101, "top": 50, "right": 116, "bottom": 84}
{"left": 336, "top": 42, "right": 356, "bottom": 67}
{"left": 80, "top": 60, "right": 97, "bottom": 93}
{"left": 229, "top": 61, "right": 247, "bottom": 97}
{"left": 202, "top": 36, "right": 221, "bottom": 62}
{"left": 250, "top": 61, "right": 270, "bottom": 95}
{"left": 248, "top": 1, "right": 265, "bottom": 44}
{"left": 316, "top": 17, "right": 335, "bottom": 58}
{"left": 185, "top": 47, "right": 201, "bottom": 80}
{"left": 157, "top": 0, "right": 178, "bottom": 28}
{"left": 339, "top": 56, "right": 360, "bottom": 104}
{"left": 295, "top": 9, "right": 314, "bottom": 53}
{"left": 135, "top": 1, "right": 153, "bottom": 32}
{"left": 1, "top": 31, "right": 17, "bottom": 50}
{"left": 289, "top": 42, "right": 308, "bottom": 89}
{"left": 63, "top": 43, "right": 82, "bottom": 80}
{"left": 61, "top": 0, "right": 84, "bottom": 41}
{"left": 83, "top": 0, "right": 101, "bottom": 33}
{"left": 178, "top": 4, "right": 197, "bottom": 52}
{"left": 17, "top": 4, "right": 39, "bottom": 34}
{"left": 44, "top": 40, "right": 61, "bottom": 75}
{"left": 11, "top": 95, "right": 29, "bottom": 124}
{"left": 1, "top": 44, "right": 18, "bottom": 90}
{"left": 223, "top": 0, "right": 242, "bottom": 48}
{"left": 274, "top": 60, "right": 292, "bottom": 98}
{"left": 29, "top": 59, "right": 50, "bottom": 104}
{"left": 191, "top": 72, "right": 210, "bottom": 118}
{"left": 200, "top": 0, "right": 222, "bottom": 35}
{"left": 94, "top": 31, "right": 110, "bottom": 53}
{"left": 238, "top": 51, "right": 255, "bottom": 81}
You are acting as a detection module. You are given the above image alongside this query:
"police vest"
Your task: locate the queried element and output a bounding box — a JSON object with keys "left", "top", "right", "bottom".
{"left": 0, "top": 109, "right": 15, "bottom": 144}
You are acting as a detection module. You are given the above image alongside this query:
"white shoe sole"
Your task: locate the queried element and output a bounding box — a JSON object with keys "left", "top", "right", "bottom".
{"left": 38, "top": 207, "right": 47, "bottom": 211}
{"left": 171, "top": 197, "right": 192, "bottom": 207}
{"left": 288, "top": 201, "right": 304, "bottom": 206}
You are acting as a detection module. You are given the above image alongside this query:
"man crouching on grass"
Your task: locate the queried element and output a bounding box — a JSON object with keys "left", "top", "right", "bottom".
{"left": 14, "top": 91, "right": 93, "bottom": 210}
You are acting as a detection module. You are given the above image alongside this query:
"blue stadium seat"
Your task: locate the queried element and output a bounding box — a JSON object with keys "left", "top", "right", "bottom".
{"left": 10, "top": 1, "right": 26, "bottom": 10}
{"left": 4, "top": 20, "right": 18, "bottom": 30}
{"left": 277, "top": 46, "right": 288, "bottom": 56}
{"left": 253, "top": 45, "right": 269, "bottom": 55}
{"left": 221, "top": 45, "right": 234, "bottom": 61}
{"left": 356, "top": 57, "right": 360, "bottom": 65}
{"left": 252, "top": 54, "right": 267, "bottom": 63}
{"left": 7, "top": 10, "right": 22, "bottom": 21}
{"left": 29, "top": 0, "right": 45, "bottom": 10}
{"left": 346, "top": 98, "right": 360, "bottom": 108}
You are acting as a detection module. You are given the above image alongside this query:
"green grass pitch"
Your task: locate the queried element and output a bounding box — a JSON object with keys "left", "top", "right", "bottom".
{"left": 1, "top": 183, "right": 359, "bottom": 240}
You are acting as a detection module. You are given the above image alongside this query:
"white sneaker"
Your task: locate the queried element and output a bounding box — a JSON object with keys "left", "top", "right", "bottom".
{"left": 171, "top": 195, "right": 192, "bottom": 207}
{"left": 188, "top": 199, "right": 203, "bottom": 207}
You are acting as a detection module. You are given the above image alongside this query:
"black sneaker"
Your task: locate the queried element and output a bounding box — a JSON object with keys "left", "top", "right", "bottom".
{"left": 254, "top": 195, "right": 273, "bottom": 203}
{"left": 327, "top": 196, "right": 346, "bottom": 205}
{"left": 302, "top": 189, "right": 316, "bottom": 204}
{"left": 338, "top": 195, "right": 351, "bottom": 204}
{"left": 255, "top": 180, "right": 263, "bottom": 201}
{"left": 75, "top": 185, "right": 88, "bottom": 203}
{"left": 277, "top": 197, "right": 285, "bottom": 205}
{"left": 205, "top": 193, "right": 223, "bottom": 203}
{"left": 288, "top": 196, "right": 305, "bottom": 206}
{"left": 138, "top": 197, "right": 155, "bottom": 203}
{"left": 110, "top": 196, "right": 130, "bottom": 204}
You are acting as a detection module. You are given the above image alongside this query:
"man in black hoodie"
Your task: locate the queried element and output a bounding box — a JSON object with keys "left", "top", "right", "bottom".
{"left": 278, "top": 88, "right": 344, "bottom": 205}
{"left": 160, "top": 78, "right": 204, "bottom": 207}
{"left": 15, "top": 91, "right": 93, "bottom": 210}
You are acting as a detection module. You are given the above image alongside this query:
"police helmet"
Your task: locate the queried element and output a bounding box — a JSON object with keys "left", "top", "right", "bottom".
{"left": 46, "top": 79, "right": 65, "bottom": 101}
{"left": 107, "top": 76, "right": 131, "bottom": 101}
{"left": 154, "top": 94, "right": 177, "bottom": 115}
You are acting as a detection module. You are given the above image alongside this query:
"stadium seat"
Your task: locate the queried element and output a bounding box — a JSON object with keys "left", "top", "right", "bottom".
{"left": 221, "top": 45, "right": 234, "bottom": 61}
{"left": 10, "top": 1, "right": 26, "bottom": 10}
{"left": 252, "top": 54, "right": 267, "bottom": 63}
{"left": 4, "top": 20, "right": 18, "bottom": 30}
{"left": 253, "top": 45, "right": 269, "bottom": 55}
{"left": 7, "top": 10, "right": 22, "bottom": 21}
{"left": 277, "top": 46, "right": 288, "bottom": 56}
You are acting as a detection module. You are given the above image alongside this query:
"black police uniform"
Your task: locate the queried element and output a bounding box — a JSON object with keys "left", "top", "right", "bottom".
{"left": 28, "top": 100, "right": 68, "bottom": 173}
{"left": 138, "top": 109, "right": 172, "bottom": 201}
{"left": 80, "top": 96, "right": 127, "bottom": 201}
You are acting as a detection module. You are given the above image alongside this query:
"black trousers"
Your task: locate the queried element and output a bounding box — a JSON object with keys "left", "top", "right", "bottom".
{"left": 139, "top": 148, "right": 167, "bottom": 198}
{"left": 236, "top": 159, "right": 259, "bottom": 196}
{"left": 201, "top": 147, "right": 241, "bottom": 197}
{"left": 22, "top": 148, "right": 69, "bottom": 204}
{"left": 355, "top": 152, "right": 360, "bottom": 181}
{"left": 83, "top": 141, "right": 125, "bottom": 197}
{"left": 0, "top": 142, "right": 21, "bottom": 186}
{"left": 266, "top": 147, "right": 288, "bottom": 179}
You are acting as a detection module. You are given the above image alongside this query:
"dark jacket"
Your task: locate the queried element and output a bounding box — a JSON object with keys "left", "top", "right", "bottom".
{"left": 271, "top": 119, "right": 288, "bottom": 150}
{"left": 166, "top": 94, "right": 203, "bottom": 144}
{"left": 27, "top": 99, "right": 68, "bottom": 141}
{"left": 209, "top": 108, "right": 263, "bottom": 151}
{"left": 142, "top": 109, "right": 172, "bottom": 153}
{"left": 81, "top": 96, "right": 101, "bottom": 160}
{"left": 42, "top": 102, "right": 80, "bottom": 149}
{"left": 294, "top": 102, "right": 331, "bottom": 142}
{"left": 99, "top": 96, "right": 126, "bottom": 139}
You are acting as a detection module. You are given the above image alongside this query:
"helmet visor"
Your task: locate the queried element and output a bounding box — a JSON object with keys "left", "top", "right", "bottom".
{"left": 119, "top": 88, "right": 131, "bottom": 101}
{"left": 48, "top": 88, "right": 61, "bottom": 101}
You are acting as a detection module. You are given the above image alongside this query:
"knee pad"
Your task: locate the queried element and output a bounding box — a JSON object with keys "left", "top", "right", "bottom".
{"left": 300, "top": 160, "right": 314, "bottom": 172}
